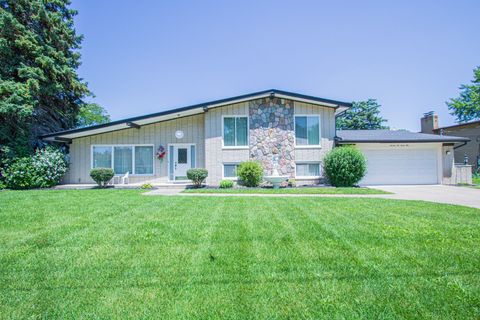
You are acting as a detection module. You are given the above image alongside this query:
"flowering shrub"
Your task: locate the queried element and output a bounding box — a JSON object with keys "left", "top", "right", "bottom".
{"left": 31, "top": 147, "right": 69, "bottom": 187}
{"left": 1, "top": 157, "right": 37, "bottom": 190}
{"left": 1, "top": 147, "right": 68, "bottom": 190}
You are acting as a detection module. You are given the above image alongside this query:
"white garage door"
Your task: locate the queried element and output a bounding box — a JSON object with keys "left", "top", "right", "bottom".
{"left": 358, "top": 144, "right": 440, "bottom": 185}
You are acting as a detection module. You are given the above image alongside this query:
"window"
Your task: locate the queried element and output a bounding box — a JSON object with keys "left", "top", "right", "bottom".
{"left": 223, "top": 116, "right": 248, "bottom": 147}
{"left": 114, "top": 146, "right": 132, "bottom": 174}
{"left": 92, "top": 146, "right": 112, "bottom": 168}
{"left": 92, "top": 145, "right": 154, "bottom": 175}
{"left": 296, "top": 163, "right": 321, "bottom": 177}
{"left": 135, "top": 146, "right": 154, "bottom": 174}
{"left": 295, "top": 116, "right": 320, "bottom": 146}
{"left": 223, "top": 164, "right": 239, "bottom": 179}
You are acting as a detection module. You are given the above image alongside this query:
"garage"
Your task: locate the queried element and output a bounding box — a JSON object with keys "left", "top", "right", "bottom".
{"left": 356, "top": 144, "right": 440, "bottom": 185}
{"left": 336, "top": 130, "right": 469, "bottom": 185}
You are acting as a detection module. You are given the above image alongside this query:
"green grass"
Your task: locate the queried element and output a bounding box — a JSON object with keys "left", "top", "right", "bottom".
{"left": 473, "top": 175, "right": 480, "bottom": 185}
{"left": 183, "top": 187, "right": 390, "bottom": 194}
{"left": 1, "top": 189, "right": 479, "bottom": 319}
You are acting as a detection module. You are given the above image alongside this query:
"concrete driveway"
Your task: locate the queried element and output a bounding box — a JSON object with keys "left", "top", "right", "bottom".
{"left": 373, "top": 185, "right": 480, "bottom": 209}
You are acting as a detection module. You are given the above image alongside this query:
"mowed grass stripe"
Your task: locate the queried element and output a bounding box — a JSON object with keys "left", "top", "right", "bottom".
{"left": 0, "top": 190, "right": 479, "bottom": 319}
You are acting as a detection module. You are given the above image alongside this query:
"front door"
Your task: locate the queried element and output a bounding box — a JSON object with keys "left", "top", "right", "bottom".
{"left": 172, "top": 145, "right": 191, "bottom": 180}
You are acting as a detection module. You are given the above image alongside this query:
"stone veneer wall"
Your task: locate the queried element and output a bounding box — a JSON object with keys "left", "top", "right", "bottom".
{"left": 249, "top": 98, "right": 295, "bottom": 176}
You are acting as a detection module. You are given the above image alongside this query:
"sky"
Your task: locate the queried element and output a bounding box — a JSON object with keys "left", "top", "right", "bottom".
{"left": 71, "top": 0, "right": 480, "bottom": 131}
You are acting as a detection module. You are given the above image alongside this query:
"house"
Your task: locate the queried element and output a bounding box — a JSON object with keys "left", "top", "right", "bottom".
{"left": 420, "top": 112, "right": 480, "bottom": 171}
{"left": 42, "top": 90, "right": 469, "bottom": 186}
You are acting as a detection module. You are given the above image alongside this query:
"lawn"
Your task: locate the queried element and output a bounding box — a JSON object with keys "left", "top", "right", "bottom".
{"left": 183, "top": 187, "right": 390, "bottom": 194}
{"left": 1, "top": 190, "right": 479, "bottom": 319}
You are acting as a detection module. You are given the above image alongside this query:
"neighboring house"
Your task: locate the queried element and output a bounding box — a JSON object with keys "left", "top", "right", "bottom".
{"left": 42, "top": 90, "right": 469, "bottom": 186}
{"left": 420, "top": 112, "right": 480, "bottom": 171}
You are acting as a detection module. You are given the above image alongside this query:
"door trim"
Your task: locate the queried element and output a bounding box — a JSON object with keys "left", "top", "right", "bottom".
{"left": 167, "top": 143, "right": 196, "bottom": 182}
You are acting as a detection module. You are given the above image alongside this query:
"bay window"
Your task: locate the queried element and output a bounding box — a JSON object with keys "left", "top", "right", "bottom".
{"left": 92, "top": 145, "right": 154, "bottom": 175}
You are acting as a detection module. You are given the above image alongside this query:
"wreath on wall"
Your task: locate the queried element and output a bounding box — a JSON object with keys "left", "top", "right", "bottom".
{"left": 156, "top": 145, "right": 166, "bottom": 162}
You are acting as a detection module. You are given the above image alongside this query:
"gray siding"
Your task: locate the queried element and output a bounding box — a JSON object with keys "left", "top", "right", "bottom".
{"left": 65, "top": 113, "right": 205, "bottom": 184}
{"left": 65, "top": 98, "right": 337, "bottom": 185}
{"left": 205, "top": 101, "right": 250, "bottom": 185}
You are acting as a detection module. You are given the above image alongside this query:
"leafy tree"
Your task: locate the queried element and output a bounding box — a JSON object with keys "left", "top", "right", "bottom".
{"left": 0, "top": 0, "right": 92, "bottom": 157}
{"left": 336, "top": 99, "right": 388, "bottom": 130}
{"left": 77, "top": 103, "right": 110, "bottom": 127}
{"left": 447, "top": 66, "right": 480, "bottom": 122}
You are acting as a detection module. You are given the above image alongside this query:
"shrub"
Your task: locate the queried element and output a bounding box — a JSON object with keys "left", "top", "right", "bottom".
{"left": 288, "top": 179, "right": 296, "bottom": 187}
{"left": 31, "top": 146, "right": 68, "bottom": 188}
{"left": 141, "top": 183, "right": 153, "bottom": 189}
{"left": 323, "top": 146, "right": 366, "bottom": 187}
{"left": 1, "top": 146, "right": 68, "bottom": 190}
{"left": 237, "top": 161, "right": 263, "bottom": 187}
{"left": 219, "top": 179, "right": 234, "bottom": 189}
{"left": 186, "top": 168, "right": 208, "bottom": 187}
{"left": 90, "top": 168, "right": 115, "bottom": 187}
{"left": 1, "top": 157, "right": 37, "bottom": 190}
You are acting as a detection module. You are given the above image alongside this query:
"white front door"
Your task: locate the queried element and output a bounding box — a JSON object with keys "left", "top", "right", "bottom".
{"left": 172, "top": 145, "right": 191, "bottom": 180}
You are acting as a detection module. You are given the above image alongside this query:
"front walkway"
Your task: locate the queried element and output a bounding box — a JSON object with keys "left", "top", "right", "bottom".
{"left": 144, "top": 185, "right": 480, "bottom": 209}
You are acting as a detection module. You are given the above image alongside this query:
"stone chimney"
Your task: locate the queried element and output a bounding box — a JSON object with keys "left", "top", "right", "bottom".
{"left": 420, "top": 111, "right": 438, "bottom": 133}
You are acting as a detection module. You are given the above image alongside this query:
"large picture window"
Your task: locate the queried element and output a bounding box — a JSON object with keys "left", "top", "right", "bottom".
{"left": 223, "top": 116, "right": 248, "bottom": 147}
{"left": 295, "top": 115, "right": 320, "bottom": 146}
{"left": 92, "top": 145, "right": 154, "bottom": 175}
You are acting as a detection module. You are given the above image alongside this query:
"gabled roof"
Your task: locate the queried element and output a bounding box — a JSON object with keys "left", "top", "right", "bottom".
{"left": 336, "top": 130, "right": 470, "bottom": 143}
{"left": 433, "top": 120, "right": 480, "bottom": 132}
{"left": 42, "top": 89, "right": 352, "bottom": 141}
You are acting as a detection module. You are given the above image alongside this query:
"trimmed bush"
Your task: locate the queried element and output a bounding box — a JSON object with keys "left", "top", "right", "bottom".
{"left": 141, "top": 183, "right": 153, "bottom": 189}
{"left": 1, "top": 146, "right": 68, "bottom": 190}
{"left": 187, "top": 168, "right": 208, "bottom": 188}
{"left": 237, "top": 161, "right": 263, "bottom": 187}
{"left": 323, "top": 146, "right": 366, "bottom": 187}
{"left": 219, "top": 179, "right": 234, "bottom": 189}
{"left": 90, "top": 168, "right": 114, "bottom": 187}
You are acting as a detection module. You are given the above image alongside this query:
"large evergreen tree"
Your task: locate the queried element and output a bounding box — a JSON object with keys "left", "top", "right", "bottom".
{"left": 336, "top": 99, "right": 388, "bottom": 130}
{"left": 0, "top": 0, "right": 91, "bottom": 156}
{"left": 447, "top": 66, "right": 480, "bottom": 122}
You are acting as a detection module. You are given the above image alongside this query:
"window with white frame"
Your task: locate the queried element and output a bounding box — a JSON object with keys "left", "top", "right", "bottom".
{"left": 295, "top": 115, "right": 320, "bottom": 146}
{"left": 295, "top": 162, "right": 321, "bottom": 177}
{"left": 223, "top": 163, "right": 239, "bottom": 179}
{"left": 92, "top": 145, "right": 154, "bottom": 175}
{"left": 223, "top": 116, "right": 248, "bottom": 147}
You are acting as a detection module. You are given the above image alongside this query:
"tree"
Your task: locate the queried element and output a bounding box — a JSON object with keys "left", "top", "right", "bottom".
{"left": 77, "top": 103, "right": 110, "bottom": 127}
{"left": 0, "top": 0, "right": 92, "bottom": 157}
{"left": 447, "top": 66, "right": 480, "bottom": 122}
{"left": 336, "top": 99, "right": 388, "bottom": 130}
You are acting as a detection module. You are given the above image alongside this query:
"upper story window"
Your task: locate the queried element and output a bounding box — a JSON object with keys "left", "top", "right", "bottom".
{"left": 295, "top": 115, "right": 320, "bottom": 146}
{"left": 223, "top": 116, "right": 248, "bottom": 147}
{"left": 92, "top": 145, "right": 154, "bottom": 175}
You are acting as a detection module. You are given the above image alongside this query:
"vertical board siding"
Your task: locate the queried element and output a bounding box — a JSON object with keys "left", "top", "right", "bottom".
{"left": 294, "top": 101, "right": 335, "bottom": 167}
{"left": 66, "top": 113, "right": 205, "bottom": 184}
{"left": 205, "top": 101, "right": 250, "bottom": 185}
{"left": 66, "top": 99, "right": 337, "bottom": 185}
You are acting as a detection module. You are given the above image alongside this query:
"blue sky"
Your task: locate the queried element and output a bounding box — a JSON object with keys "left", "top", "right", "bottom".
{"left": 72, "top": 0, "right": 479, "bottom": 131}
